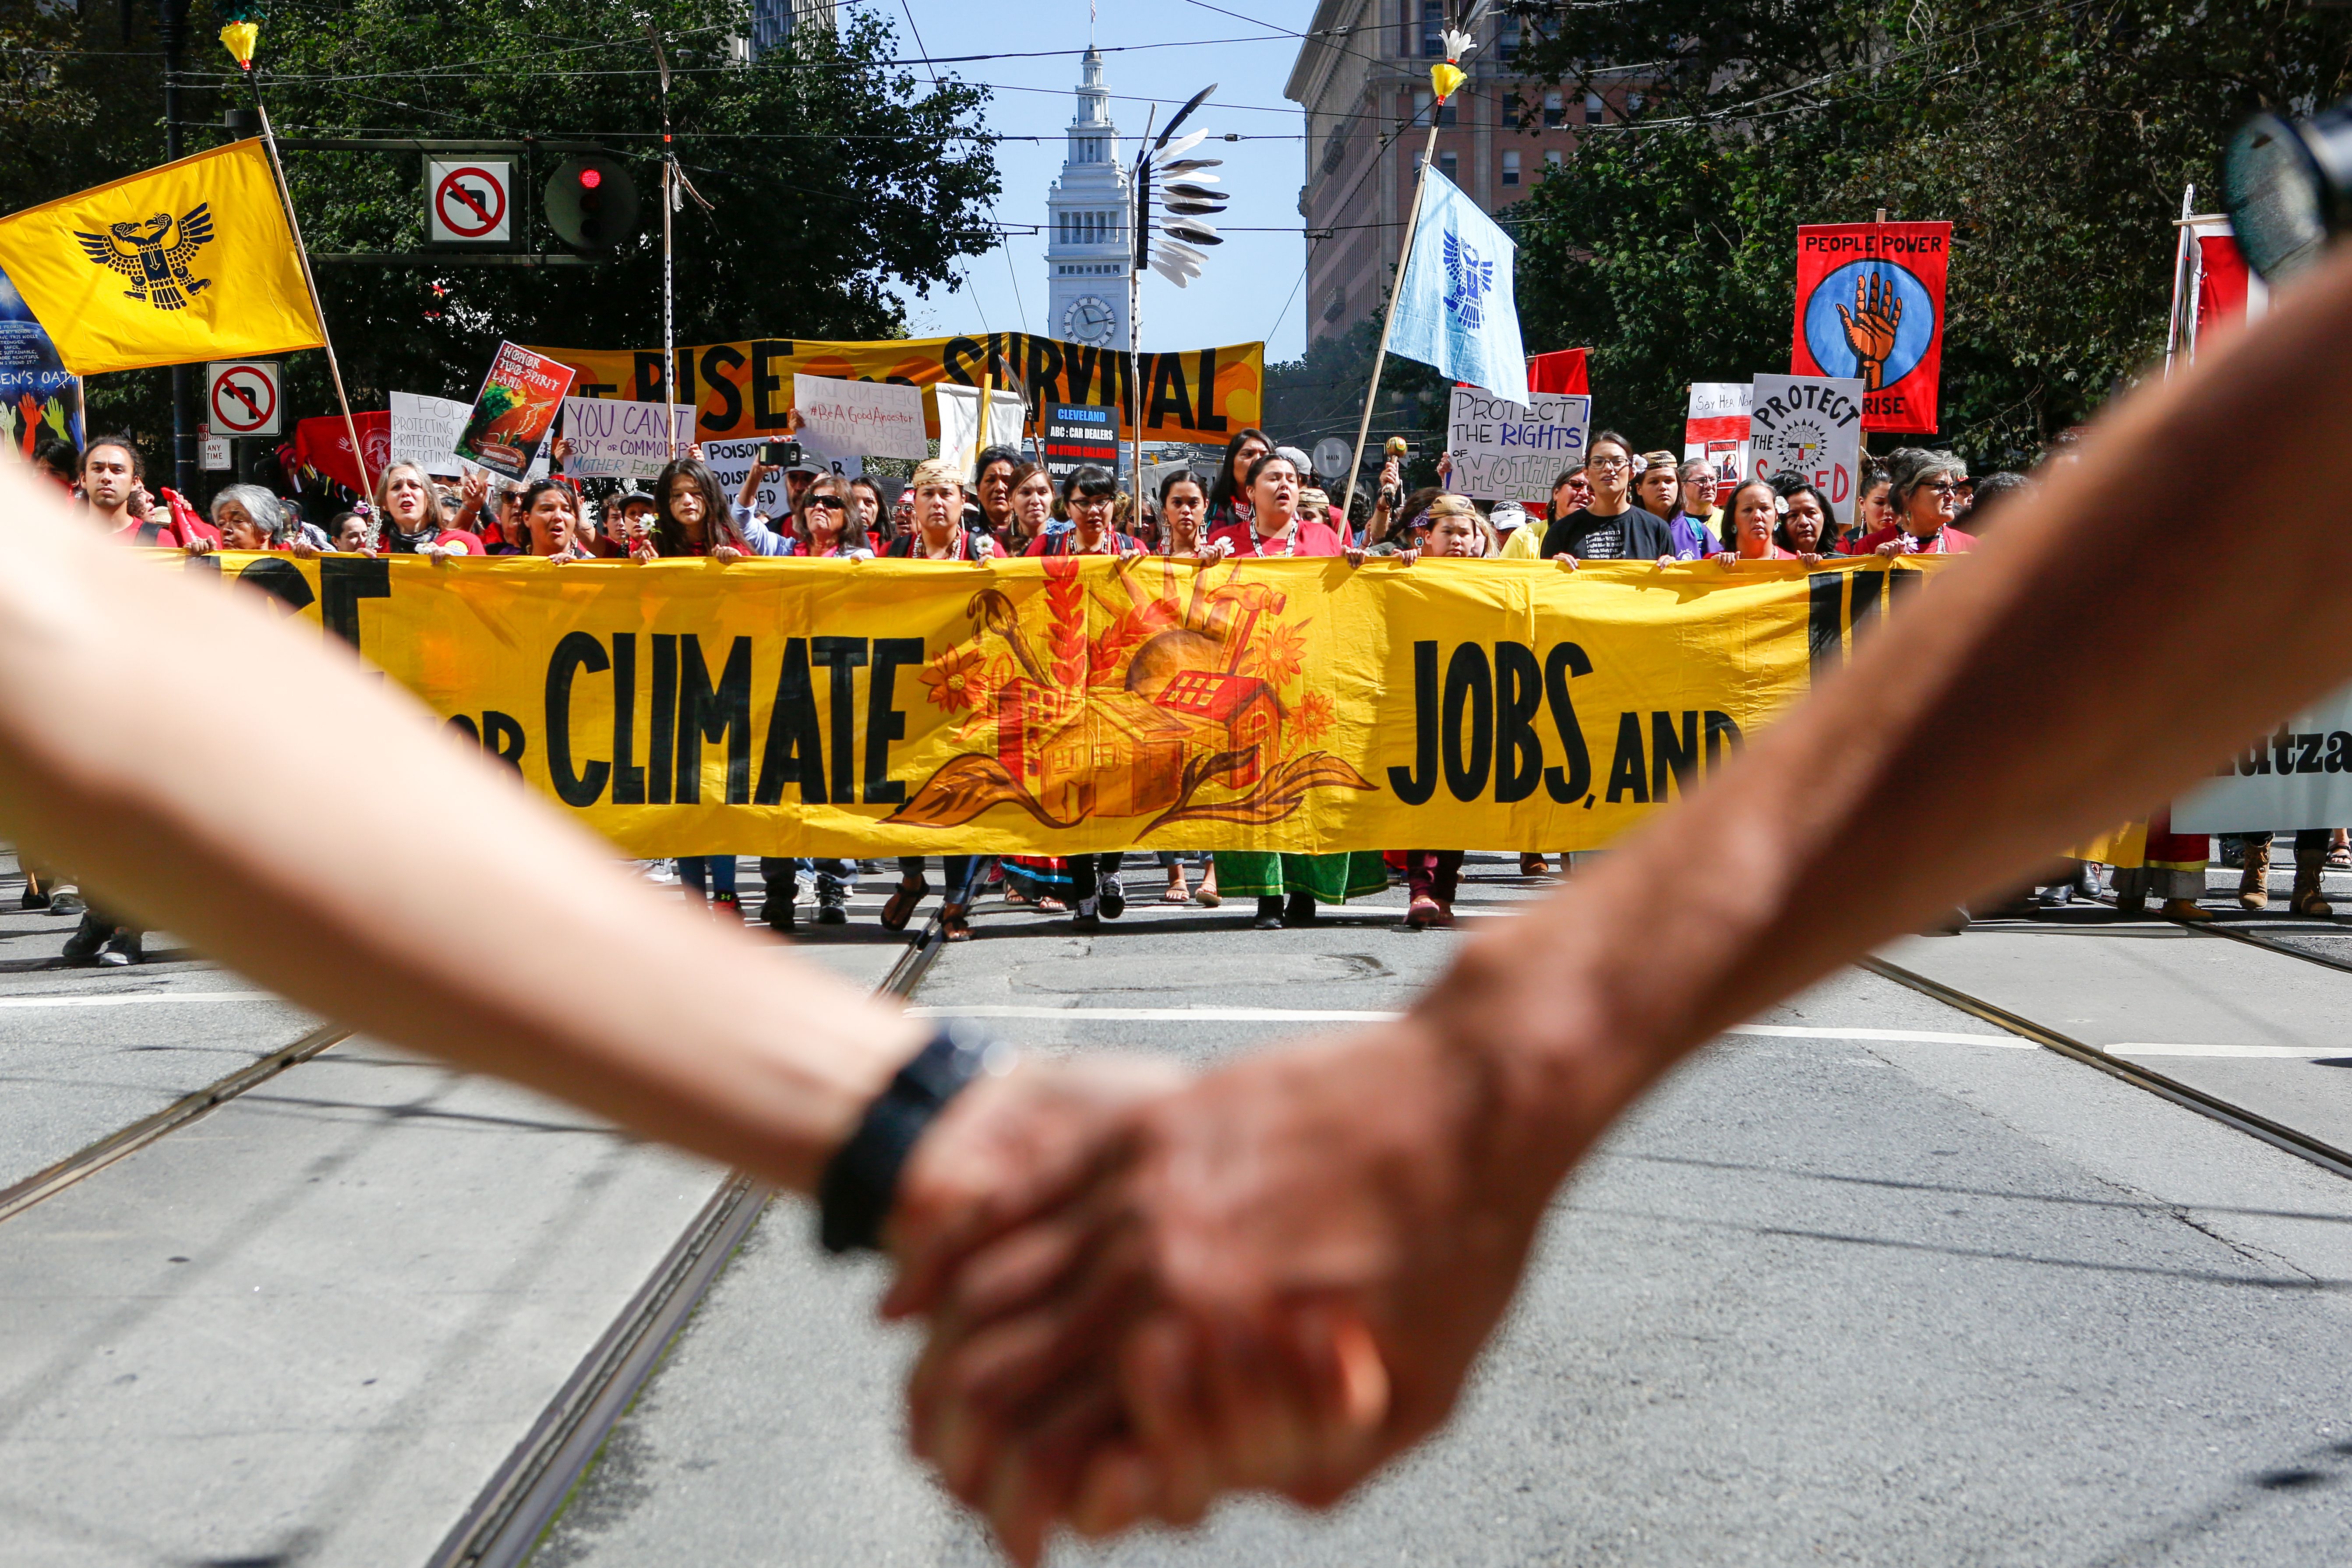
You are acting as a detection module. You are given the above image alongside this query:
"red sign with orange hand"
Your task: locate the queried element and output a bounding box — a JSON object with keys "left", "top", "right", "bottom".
{"left": 1791, "top": 222, "right": 1951, "bottom": 435}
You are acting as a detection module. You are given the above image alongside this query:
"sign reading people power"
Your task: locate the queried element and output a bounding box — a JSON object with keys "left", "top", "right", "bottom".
{"left": 1446, "top": 388, "right": 1589, "bottom": 505}
{"left": 1792, "top": 222, "right": 1950, "bottom": 434}
{"left": 1748, "top": 374, "right": 1864, "bottom": 509}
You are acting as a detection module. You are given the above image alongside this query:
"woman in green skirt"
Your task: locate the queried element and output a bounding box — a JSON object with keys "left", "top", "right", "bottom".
{"left": 1216, "top": 849, "right": 1389, "bottom": 930}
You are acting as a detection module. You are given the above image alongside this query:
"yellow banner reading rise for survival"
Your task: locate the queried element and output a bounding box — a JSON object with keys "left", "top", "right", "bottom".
{"left": 172, "top": 552, "right": 1953, "bottom": 857}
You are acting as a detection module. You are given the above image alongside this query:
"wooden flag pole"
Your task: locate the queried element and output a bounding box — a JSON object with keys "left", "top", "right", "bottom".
{"left": 1338, "top": 112, "right": 1444, "bottom": 519}
{"left": 254, "top": 105, "right": 371, "bottom": 495}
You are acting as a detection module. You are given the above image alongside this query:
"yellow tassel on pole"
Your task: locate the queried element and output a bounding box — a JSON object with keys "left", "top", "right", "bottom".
{"left": 219, "top": 21, "right": 258, "bottom": 68}
{"left": 1430, "top": 61, "right": 1466, "bottom": 102}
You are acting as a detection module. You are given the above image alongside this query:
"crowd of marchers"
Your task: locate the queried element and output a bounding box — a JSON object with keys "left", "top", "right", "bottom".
{"left": 21, "top": 420, "right": 2338, "bottom": 964}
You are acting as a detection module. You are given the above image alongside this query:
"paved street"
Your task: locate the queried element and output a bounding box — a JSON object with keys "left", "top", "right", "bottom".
{"left": 11, "top": 855, "right": 2352, "bottom": 1565}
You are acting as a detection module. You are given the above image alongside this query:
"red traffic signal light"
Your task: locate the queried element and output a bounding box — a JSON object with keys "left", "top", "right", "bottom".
{"left": 544, "top": 154, "right": 638, "bottom": 252}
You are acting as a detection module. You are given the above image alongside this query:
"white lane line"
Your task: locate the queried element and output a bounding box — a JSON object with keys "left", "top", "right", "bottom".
{"left": 0, "top": 991, "right": 276, "bottom": 1009}
{"left": 903, "top": 1005, "right": 2343, "bottom": 1061}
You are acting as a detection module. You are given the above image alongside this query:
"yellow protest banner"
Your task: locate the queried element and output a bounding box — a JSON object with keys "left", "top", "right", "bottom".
{"left": 0, "top": 141, "right": 324, "bottom": 376}
{"left": 172, "top": 552, "right": 1950, "bottom": 858}
{"left": 531, "top": 332, "right": 1264, "bottom": 446}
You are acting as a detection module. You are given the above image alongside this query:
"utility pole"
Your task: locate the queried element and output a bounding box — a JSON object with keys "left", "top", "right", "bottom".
{"left": 159, "top": 0, "right": 198, "bottom": 496}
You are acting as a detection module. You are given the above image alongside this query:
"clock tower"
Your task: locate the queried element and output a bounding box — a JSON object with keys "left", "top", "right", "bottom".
{"left": 1045, "top": 47, "right": 1131, "bottom": 350}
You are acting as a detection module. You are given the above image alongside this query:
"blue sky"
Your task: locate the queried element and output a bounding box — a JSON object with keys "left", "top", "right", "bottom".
{"left": 872, "top": 0, "right": 1319, "bottom": 364}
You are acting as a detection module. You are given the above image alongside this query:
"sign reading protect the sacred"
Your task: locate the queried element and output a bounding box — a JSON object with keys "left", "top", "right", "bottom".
{"left": 455, "top": 341, "right": 576, "bottom": 480}
{"left": 1748, "top": 374, "right": 1865, "bottom": 510}
{"left": 1445, "top": 388, "right": 1590, "bottom": 505}
{"left": 790, "top": 373, "right": 927, "bottom": 459}
{"left": 157, "top": 551, "right": 1951, "bottom": 858}
{"left": 536, "top": 332, "right": 1264, "bottom": 447}
{"left": 1791, "top": 221, "right": 1951, "bottom": 434}
{"left": 558, "top": 396, "right": 694, "bottom": 479}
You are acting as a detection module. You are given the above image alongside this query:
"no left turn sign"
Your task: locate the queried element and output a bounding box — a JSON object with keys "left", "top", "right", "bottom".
{"left": 206, "top": 361, "right": 281, "bottom": 437}
{"left": 427, "top": 158, "right": 512, "bottom": 245}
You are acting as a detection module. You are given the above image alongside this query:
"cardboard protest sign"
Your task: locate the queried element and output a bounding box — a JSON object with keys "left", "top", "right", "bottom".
{"left": 1681, "top": 382, "right": 1750, "bottom": 492}
{"left": 790, "top": 373, "right": 926, "bottom": 459}
{"left": 455, "top": 341, "right": 576, "bottom": 480}
{"left": 390, "top": 391, "right": 471, "bottom": 476}
{"left": 2175, "top": 683, "right": 2352, "bottom": 833}
{"left": 934, "top": 384, "right": 1028, "bottom": 475}
{"left": 1445, "top": 388, "right": 1590, "bottom": 505}
{"left": 1792, "top": 222, "right": 1949, "bottom": 434}
{"left": 700, "top": 437, "right": 787, "bottom": 517}
{"left": 559, "top": 396, "right": 693, "bottom": 479}
{"left": 535, "top": 332, "right": 1264, "bottom": 446}
{"left": 1748, "top": 374, "right": 1864, "bottom": 511}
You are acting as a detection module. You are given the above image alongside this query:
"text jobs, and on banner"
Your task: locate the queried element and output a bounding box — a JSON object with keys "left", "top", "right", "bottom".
{"left": 558, "top": 397, "right": 694, "bottom": 479}
{"left": 1748, "top": 374, "right": 1865, "bottom": 509}
{"left": 1446, "top": 389, "right": 1590, "bottom": 505}
{"left": 1791, "top": 222, "right": 1951, "bottom": 434}
{"left": 168, "top": 551, "right": 1954, "bottom": 858}
{"left": 534, "top": 332, "right": 1264, "bottom": 447}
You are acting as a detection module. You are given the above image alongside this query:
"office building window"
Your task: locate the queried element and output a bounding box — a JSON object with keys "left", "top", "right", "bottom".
{"left": 1544, "top": 148, "right": 1563, "bottom": 169}
{"left": 1543, "top": 91, "right": 1564, "bottom": 128}
{"left": 1413, "top": 89, "right": 1432, "bottom": 125}
{"left": 1421, "top": 0, "right": 1444, "bottom": 57}
{"left": 1323, "top": 283, "right": 1348, "bottom": 323}
{"left": 1501, "top": 151, "right": 1520, "bottom": 187}
{"left": 1498, "top": 12, "right": 1521, "bottom": 59}
{"left": 1585, "top": 92, "right": 1605, "bottom": 124}
{"left": 1438, "top": 150, "right": 1459, "bottom": 180}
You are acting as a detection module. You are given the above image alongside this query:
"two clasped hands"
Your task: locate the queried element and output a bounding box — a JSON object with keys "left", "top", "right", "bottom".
{"left": 869, "top": 943, "right": 1639, "bottom": 1565}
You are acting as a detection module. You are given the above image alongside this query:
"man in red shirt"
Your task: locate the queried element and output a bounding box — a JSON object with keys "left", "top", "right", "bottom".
{"left": 1850, "top": 450, "right": 1976, "bottom": 555}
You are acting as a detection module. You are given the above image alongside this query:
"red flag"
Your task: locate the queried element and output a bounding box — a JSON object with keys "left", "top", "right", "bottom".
{"left": 1527, "top": 348, "right": 1589, "bottom": 395}
{"left": 1791, "top": 222, "right": 1950, "bottom": 434}
{"left": 291, "top": 411, "right": 390, "bottom": 494}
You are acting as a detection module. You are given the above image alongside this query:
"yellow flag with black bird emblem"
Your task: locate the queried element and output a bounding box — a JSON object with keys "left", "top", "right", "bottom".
{"left": 0, "top": 139, "right": 323, "bottom": 376}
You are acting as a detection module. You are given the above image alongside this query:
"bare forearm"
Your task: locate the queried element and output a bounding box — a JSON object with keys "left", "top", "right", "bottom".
{"left": 1427, "top": 247, "right": 2352, "bottom": 1201}
{"left": 0, "top": 470, "right": 919, "bottom": 1190}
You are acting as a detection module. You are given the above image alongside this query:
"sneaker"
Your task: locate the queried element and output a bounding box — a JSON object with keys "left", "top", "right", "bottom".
{"left": 1071, "top": 900, "right": 1102, "bottom": 934}
{"left": 710, "top": 891, "right": 743, "bottom": 922}
{"left": 759, "top": 897, "right": 795, "bottom": 931}
{"left": 48, "top": 890, "right": 86, "bottom": 917}
{"left": 641, "top": 860, "right": 680, "bottom": 885}
{"left": 61, "top": 912, "right": 110, "bottom": 963}
{"left": 1098, "top": 874, "right": 1126, "bottom": 920}
{"left": 816, "top": 899, "right": 848, "bottom": 926}
{"left": 1253, "top": 897, "right": 1285, "bottom": 931}
{"left": 99, "top": 929, "right": 142, "bottom": 967}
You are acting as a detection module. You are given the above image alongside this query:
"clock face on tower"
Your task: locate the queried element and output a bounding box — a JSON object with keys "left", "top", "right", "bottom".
{"left": 1061, "top": 294, "right": 1118, "bottom": 346}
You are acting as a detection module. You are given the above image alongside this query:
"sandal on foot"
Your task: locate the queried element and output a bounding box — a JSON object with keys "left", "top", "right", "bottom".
{"left": 941, "top": 902, "right": 973, "bottom": 941}
{"left": 879, "top": 876, "right": 929, "bottom": 932}
{"left": 1161, "top": 881, "right": 1190, "bottom": 904}
{"left": 1401, "top": 895, "right": 1444, "bottom": 930}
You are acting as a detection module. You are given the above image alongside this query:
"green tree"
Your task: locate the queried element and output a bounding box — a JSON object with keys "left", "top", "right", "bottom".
{"left": 0, "top": 0, "right": 999, "bottom": 465}
{"left": 1504, "top": 0, "right": 2352, "bottom": 465}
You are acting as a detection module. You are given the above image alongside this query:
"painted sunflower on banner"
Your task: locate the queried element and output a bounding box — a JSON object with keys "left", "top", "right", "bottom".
{"left": 889, "top": 558, "right": 1374, "bottom": 833}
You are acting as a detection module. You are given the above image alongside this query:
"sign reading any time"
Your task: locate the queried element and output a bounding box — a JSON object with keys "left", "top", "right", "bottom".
{"left": 427, "top": 159, "right": 513, "bottom": 245}
{"left": 205, "top": 360, "right": 280, "bottom": 436}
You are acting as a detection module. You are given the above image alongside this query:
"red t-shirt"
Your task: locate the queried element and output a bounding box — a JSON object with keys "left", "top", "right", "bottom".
{"left": 1206, "top": 517, "right": 1347, "bottom": 558}
{"left": 1713, "top": 544, "right": 1800, "bottom": 561}
{"left": 1849, "top": 524, "right": 1975, "bottom": 555}
{"left": 1025, "top": 530, "right": 1143, "bottom": 557}
{"left": 431, "top": 530, "right": 484, "bottom": 554}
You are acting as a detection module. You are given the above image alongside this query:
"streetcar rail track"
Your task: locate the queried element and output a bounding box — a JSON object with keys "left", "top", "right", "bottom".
{"left": 0, "top": 1021, "right": 352, "bottom": 1225}
{"left": 426, "top": 904, "right": 958, "bottom": 1568}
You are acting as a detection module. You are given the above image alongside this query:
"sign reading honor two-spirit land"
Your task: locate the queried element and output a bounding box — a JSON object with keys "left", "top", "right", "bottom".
{"left": 456, "top": 342, "right": 577, "bottom": 480}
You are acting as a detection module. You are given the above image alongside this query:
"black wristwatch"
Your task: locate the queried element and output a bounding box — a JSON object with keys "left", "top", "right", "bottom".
{"left": 817, "top": 1018, "right": 1014, "bottom": 1254}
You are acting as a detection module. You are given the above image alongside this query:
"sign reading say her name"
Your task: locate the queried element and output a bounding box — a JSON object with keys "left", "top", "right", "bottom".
{"left": 1445, "top": 388, "right": 1591, "bottom": 505}
{"left": 559, "top": 396, "right": 694, "bottom": 479}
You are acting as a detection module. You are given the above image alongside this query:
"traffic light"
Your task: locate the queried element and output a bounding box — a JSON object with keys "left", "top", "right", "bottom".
{"left": 544, "top": 154, "right": 640, "bottom": 253}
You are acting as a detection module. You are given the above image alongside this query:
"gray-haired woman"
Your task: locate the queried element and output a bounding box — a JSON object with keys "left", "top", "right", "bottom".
{"left": 1855, "top": 449, "right": 1975, "bottom": 555}
{"left": 185, "top": 484, "right": 328, "bottom": 557}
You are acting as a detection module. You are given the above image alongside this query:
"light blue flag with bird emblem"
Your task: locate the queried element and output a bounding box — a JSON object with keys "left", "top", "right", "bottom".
{"left": 1388, "top": 166, "right": 1529, "bottom": 405}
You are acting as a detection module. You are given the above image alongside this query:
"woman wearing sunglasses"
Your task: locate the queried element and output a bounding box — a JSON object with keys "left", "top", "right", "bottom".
{"left": 1851, "top": 450, "right": 1975, "bottom": 555}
